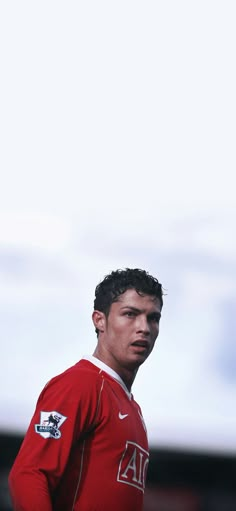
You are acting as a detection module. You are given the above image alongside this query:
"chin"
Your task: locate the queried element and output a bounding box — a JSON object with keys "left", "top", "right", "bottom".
{"left": 128, "top": 355, "right": 147, "bottom": 368}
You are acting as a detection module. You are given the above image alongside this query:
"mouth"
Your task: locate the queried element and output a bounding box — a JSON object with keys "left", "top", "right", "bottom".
{"left": 131, "top": 341, "right": 149, "bottom": 351}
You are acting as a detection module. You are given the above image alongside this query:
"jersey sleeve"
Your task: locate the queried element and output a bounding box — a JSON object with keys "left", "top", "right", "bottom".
{"left": 8, "top": 368, "right": 102, "bottom": 511}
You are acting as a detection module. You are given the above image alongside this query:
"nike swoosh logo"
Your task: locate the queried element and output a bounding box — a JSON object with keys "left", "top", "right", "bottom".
{"left": 119, "top": 412, "right": 128, "bottom": 420}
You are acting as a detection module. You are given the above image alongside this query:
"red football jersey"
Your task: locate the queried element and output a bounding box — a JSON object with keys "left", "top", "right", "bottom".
{"left": 9, "top": 357, "right": 149, "bottom": 511}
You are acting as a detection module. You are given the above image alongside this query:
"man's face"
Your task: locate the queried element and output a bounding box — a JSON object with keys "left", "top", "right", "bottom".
{"left": 98, "top": 289, "right": 162, "bottom": 372}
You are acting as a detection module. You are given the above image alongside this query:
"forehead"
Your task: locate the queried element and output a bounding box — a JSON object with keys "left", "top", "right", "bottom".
{"left": 113, "top": 288, "right": 162, "bottom": 312}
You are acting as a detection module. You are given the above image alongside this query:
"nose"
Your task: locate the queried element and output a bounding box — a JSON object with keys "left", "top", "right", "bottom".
{"left": 136, "top": 314, "right": 150, "bottom": 334}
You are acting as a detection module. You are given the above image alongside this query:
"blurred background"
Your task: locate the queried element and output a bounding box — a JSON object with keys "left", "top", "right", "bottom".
{"left": 0, "top": 1, "right": 235, "bottom": 510}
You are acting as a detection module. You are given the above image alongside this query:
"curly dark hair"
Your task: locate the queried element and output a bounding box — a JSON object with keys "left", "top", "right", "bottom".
{"left": 94, "top": 268, "right": 163, "bottom": 321}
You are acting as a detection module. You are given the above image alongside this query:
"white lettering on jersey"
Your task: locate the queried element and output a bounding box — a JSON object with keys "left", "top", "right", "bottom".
{"left": 117, "top": 441, "right": 149, "bottom": 492}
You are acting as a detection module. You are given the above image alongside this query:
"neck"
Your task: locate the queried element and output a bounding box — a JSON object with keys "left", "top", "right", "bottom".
{"left": 93, "top": 347, "right": 138, "bottom": 392}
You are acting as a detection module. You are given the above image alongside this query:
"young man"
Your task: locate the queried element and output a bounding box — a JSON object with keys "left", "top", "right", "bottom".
{"left": 9, "top": 268, "right": 163, "bottom": 511}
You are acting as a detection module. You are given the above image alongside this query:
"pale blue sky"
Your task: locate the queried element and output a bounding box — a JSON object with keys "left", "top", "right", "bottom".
{"left": 0, "top": 1, "right": 235, "bottom": 453}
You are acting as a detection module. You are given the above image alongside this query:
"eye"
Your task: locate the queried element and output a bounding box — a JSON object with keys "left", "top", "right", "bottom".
{"left": 124, "top": 311, "right": 136, "bottom": 317}
{"left": 148, "top": 314, "right": 160, "bottom": 323}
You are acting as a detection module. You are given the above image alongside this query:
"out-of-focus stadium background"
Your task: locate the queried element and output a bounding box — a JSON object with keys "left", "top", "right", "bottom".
{"left": 1, "top": 1, "right": 235, "bottom": 509}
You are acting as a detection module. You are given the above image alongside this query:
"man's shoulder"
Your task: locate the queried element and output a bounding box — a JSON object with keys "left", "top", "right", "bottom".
{"left": 62, "top": 358, "right": 102, "bottom": 381}
{"left": 42, "top": 359, "right": 103, "bottom": 395}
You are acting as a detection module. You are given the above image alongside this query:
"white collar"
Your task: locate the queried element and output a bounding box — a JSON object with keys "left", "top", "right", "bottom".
{"left": 82, "top": 355, "right": 132, "bottom": 400}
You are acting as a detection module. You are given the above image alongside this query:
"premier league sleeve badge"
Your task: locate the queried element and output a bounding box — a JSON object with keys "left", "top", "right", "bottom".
{"left": 35, "top": 411, "right": 67, "bottom": 439}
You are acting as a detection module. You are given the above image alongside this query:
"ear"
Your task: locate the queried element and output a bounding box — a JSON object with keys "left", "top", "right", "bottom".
{"left": 92, "top": 310, "right": 106, "bottom": 334}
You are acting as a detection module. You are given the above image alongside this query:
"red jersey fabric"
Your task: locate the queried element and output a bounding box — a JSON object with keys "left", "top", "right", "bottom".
{"left": 9, "top": 357, "right": 149, "bottom": 511}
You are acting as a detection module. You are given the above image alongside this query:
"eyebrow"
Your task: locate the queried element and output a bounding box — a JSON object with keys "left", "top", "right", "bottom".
{"left": 121, "top": 306, "right": 161, "bottom": 318}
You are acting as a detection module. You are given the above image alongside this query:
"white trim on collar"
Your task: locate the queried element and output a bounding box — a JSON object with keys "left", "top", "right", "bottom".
{"left": 82, "top": 355, "right": 132, "bottom": 399}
